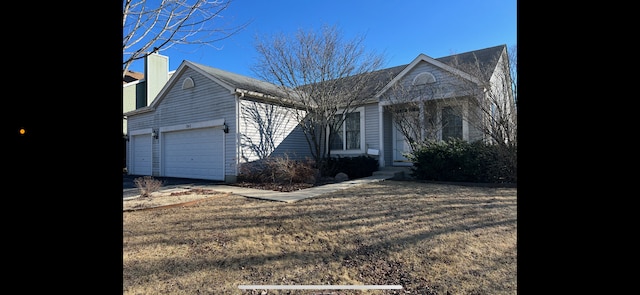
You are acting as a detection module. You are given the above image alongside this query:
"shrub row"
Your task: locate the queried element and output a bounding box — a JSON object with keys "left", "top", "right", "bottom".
{"left": 319, "top": 155, "right": 379, "bottom": 179}
{"left": 407, "top": 139, "right": 516, "bottom": 184}
{"left": 238, "top": 154, "right": 379, "bottom": 184}
{"left": 237, "top": 156, "right": 317, "bottom": 184}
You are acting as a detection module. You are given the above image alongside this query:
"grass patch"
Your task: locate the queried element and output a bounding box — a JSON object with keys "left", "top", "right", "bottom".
{"left": 123, "top": 180, "right": 517, "bottom": 294}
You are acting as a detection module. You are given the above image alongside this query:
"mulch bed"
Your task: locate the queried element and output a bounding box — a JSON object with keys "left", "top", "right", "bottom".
{"left": 232, "top": 178, "right": 340, "bottom": 192}
{"left": 232, "top": 182, "right": 316, "bottom": 192}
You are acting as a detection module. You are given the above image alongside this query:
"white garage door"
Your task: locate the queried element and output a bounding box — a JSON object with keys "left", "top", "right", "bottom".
{"left": 162, "top": 127, "right": 224, "bottom": 180}
{"left": 131, "top": 134, "right": 152, "bottom": 175}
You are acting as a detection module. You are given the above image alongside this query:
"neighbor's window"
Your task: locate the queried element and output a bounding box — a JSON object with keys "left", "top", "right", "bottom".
{"left": 330, "top": 109, "right": 363, "bottom": 151}
{"left": 442, "top": 106, "right": 462, "bottom": 141}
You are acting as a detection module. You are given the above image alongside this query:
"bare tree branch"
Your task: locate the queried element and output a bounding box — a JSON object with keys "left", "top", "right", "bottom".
{"left": 123, "top": 0, "right": 251, "bottom": 77}
{"left": 252, "top": 24, "right": 385, "bottom": 162}
{"left": 380, "top": 80, "right": 451, "bottom": 153}
{"left": 380, "top": 45, "right": 517, "bottom": 164}
{"left": 445, "top": 46, "right": 517, "bottom": 148}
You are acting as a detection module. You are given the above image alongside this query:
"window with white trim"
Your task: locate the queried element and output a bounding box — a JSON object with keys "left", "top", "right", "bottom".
{"left": 412, "top": 72, "right": 436, "bottom": 85}
{"left": 442, "top": 106, "right": 463, "bottom": 140}
{"left": 329, "top": 108, "right": 364, "bottom": 152}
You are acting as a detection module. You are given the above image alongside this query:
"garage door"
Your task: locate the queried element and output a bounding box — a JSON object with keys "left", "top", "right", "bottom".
{"left": 162, "top": 127, "right": 224, "bottom": 180}
{"left": 130, "top": 134, "right": 152, "bottom": 175}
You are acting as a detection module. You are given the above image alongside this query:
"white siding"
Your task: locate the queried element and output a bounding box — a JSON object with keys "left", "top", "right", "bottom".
{"left": 238, "top": 99, "right": 307, "bottom": 162}
{"left": 466, "top": 97, "right": 484, "bottom": 141}
{"left": 364, "top": 103, "right": 379, "bottom": 151}
{"left": 126, "top": 67, "right": 238, "bottom": 181}
{"left": 126, "top": 112, "right": 154, "bottom": 132}
{"left": 270, "top": 124, "right": 313, "bottom": 161}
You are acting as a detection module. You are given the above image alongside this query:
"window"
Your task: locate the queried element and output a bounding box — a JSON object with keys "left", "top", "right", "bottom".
{"left": 182, "top": 77, "right": 194, "bottom": 89}
{"left": 329, "top": 114, "right": 344, "bottom": 150}
{"left": 412, "top": 72, "right": 436, "bottom": 85}
{"left": 329, "top": 108, "right": 364, "bottom": 152}
{"left": 442, "top": 106, "right": 462, "bottom": 140}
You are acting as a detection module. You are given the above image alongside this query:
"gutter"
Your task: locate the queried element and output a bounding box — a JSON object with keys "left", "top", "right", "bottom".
{"left": 123, "top": 106, "right": 154, "bottom": 117}
{"left": 235, "top": 88, "right": 309, "bottom": 109}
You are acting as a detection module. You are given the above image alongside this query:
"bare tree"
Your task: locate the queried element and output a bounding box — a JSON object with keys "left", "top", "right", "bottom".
{"left": 508, "top": 45, "right": 517, "bottom": 108}
{"left": 446, "top": 45, "right": 517, "bottom": 148}
{"left": 438, "top": 45, "right": 517, "bottom": 181}
{"left": 252, "top": 24, "right": 385, "bottom": 163}
{"left": 380, "top": 75, "right": 454, "bottom": 153}
{"left": 384, "top": 45, "right": 517, "bottom": 152}
{"left": 123, "top": 0, "right": 250, "bottom": 78}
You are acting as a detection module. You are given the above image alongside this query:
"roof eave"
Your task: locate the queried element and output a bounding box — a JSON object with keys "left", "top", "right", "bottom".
{"left": 123, "top": 106, "right": 153, "bottom": 117}
{"left": 374, "top": 53, "right": 487, "bottom": 100}
{"left": 235, "top": 88, "right": 308, "bottom": 109}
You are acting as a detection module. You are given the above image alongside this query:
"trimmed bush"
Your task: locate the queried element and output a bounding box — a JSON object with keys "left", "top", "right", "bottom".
{"left": 239, "top": 154, "right": 379, "bottom": 185}
{"left": 319, "top": 155, "right": 379, "bottom": 179}
{"left": 407, "top": 139, "right": 516, "bottom": 184}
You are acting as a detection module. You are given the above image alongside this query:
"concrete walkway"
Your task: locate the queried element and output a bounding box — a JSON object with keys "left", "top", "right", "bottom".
{"left": 124, "top": 167, "right": 410, "bottom": 203}
{"left": 201, "top": 174, "right": 392, "bottom": 203}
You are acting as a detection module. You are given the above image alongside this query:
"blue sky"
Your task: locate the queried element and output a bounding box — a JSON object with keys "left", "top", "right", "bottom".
{"left": 127, "top": 0, "right": 517, "bottom": 78}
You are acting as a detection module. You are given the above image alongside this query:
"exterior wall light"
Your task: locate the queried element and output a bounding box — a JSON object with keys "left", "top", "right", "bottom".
{"left": 152, "top": 129, "right": 159, "bottom": 139}
{"left": 222, "top": 123, "right": 229, "bottom": 133}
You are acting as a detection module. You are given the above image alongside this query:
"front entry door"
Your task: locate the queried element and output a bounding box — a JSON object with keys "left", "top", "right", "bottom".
{"left": 392, "top": 122, "right": 413, "bottom": 166}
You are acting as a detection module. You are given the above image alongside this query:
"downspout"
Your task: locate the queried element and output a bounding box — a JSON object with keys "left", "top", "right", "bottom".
{"left": 419, "top": 101, "right": 425, "bottom": 142}
{"left": 378, "top": 104, "right": 385, "bottom": 168}
{"left": 222, "top": 117, "right": 227, "bottom": 182}
{"left": 234, "top": 92, "right": 242, "bottom": 179}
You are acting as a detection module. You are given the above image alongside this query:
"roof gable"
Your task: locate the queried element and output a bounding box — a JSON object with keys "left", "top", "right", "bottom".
{"left": 375, "top": 53, "right": 485, "bottom": 99}
{"left": 124, "top": 60, "right": 300, "bottom": 116}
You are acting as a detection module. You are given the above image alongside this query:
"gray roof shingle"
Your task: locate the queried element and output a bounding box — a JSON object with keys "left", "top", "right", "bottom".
{"left": 435, "top": 44, "right": 506, "bottom": 80}
{"left": 305, "top": 44, "right": 507, "bottom": 102}
{"left": 188, "top": 62, "right": 290, "bottom": 98}
{"left": 185, "top": 44, "right": 506, "bottom": 103}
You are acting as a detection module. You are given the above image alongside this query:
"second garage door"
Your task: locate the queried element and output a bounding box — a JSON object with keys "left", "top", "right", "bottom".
{"left": 162, "top": 127, "right": 224, "bottom": 180}
{"left": 130, "top": 133, "right": 152, "bottom": 176}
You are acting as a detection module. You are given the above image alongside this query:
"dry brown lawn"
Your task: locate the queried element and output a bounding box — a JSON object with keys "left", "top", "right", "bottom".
{"left": 123, "top": 180, "right": 517, "bottom": 294}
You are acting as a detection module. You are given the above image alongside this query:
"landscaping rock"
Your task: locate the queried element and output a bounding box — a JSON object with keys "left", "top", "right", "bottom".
{"left": 335, "top": 172, "right": 349, "bottom": 182}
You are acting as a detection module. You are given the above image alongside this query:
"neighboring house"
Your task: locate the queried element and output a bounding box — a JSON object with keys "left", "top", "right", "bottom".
{"left": 123, "top": 70, "right": 144, "bottom": 84}
{"left": 124, "top": 44, "right": 513, "bottom": 182}
{"left": 123, "top": 53, "right": 175, "bottom": 169}
{"left": 123, "top": 53, "right": 176, "bottom": 137}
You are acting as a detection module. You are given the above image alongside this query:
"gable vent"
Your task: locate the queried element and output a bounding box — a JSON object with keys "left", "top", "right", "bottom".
{"left": 182, "top": 77, "right": 195, "bottom": 89}
{"left": 412, "top": 72, "right": 436, "bottom": 85}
